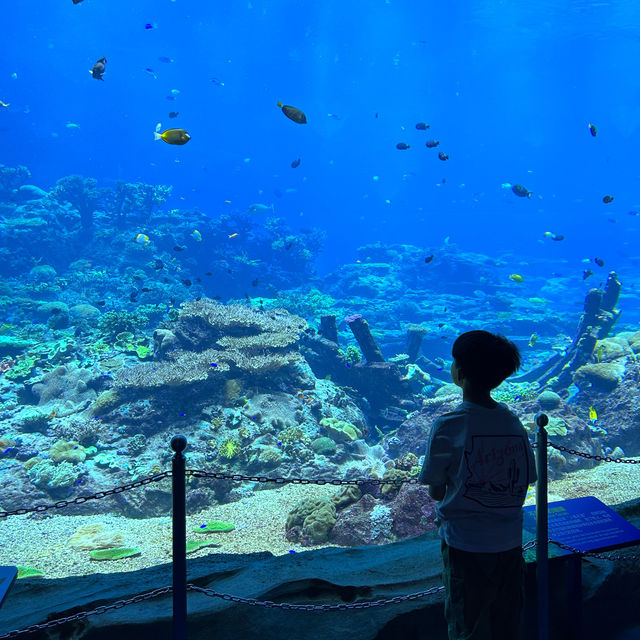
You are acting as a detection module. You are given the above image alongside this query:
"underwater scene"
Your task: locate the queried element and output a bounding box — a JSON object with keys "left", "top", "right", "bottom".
{"left": 1, "top": 0, "right": 640, "bottom": 581}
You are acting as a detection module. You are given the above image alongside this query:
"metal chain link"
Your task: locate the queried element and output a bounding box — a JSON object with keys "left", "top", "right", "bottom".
{"left": 186, "top": 583, "right": 446, "bottom": 611}
{"left": 186, "top": 469, "right": 421, "bottom": 487}
{"left": 0, "top": 472, "right": 171, "bottom": 519}
{"left": 0, "top": 586, "right": 172, "bottom": 639}
{"left": 549, "top": 538, "right": 640, "bottom": 562}
{"left": 548, "top": 442, "right": 640, "bottom": 464}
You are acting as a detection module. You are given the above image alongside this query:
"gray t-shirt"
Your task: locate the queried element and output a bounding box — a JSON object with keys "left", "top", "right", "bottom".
{"left": 419, "top": 401, "right": 537, "bottom": 553}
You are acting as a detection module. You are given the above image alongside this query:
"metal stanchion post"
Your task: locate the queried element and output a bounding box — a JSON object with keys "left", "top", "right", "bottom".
{"left": 171, "top": 435, "right": 187, "bottom": 640}
{"left": 535, "top": 413, "right": 549, "bottom": 640}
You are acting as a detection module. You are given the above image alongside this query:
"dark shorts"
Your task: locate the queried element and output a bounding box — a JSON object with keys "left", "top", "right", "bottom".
{"left": 441, "top": 540, "right": 526, "bottom": 640}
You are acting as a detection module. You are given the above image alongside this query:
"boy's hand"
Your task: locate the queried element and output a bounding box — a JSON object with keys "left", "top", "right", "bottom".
{"left": 427, "top": 484, "right": 446, "bottom": 501}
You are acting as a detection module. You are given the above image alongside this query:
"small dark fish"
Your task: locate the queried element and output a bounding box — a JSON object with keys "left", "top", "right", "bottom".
{"left": 594, "top": 257, "right": 605, "bottom": 267}
{"left": 152, "top": 259, "right": 164, "bottom": 270}
{"left": 163, "top": 277, "right": 170, "bottom": 283}
{"left": 442, "top": 178, "right": 447, "bottom": 183}
{"left": 291, "top": 158, "right": 301, "bottom": 168}
{"left": 227, "top": 268, "right": 232, "bottom": 274}
{"left": 396, "top": 142, "right": 410, "bottom": 150}
{"left": 205, "top": 272, "right": 213, "bottom": 276}
{"left": 195, "top": 296, "right": 202, "bottom": 301}
{"left": 144, "top": 23, "right": 155, "bottom": 30}
{"left": 245, "top": 293, "right": 251, "bottom": 302}
{"left": 141, "top": 287, "right": 152, "bottom": 292}
{"left": 583, "top": 269, "right": 594, "bottom": 280}
{"left": 277, "top": 101, "right": 307, "bottom": 124}
{"left": 92, "top": 57, "right": 107, "bottom": 81}
{"left": 512, "top": 184, "right": 532, "bottom": 198}
{"left": 252, "top": 278, "right": 259, "bottom": 287}
{"left": 173, "top": 245, "right": 186, "bottom": 252}
{"left": 211, "top": 77, "right": 225, "bottom": 87}
{"left": 169, "top": 111, "right": 179, "bottom": 118}
{"left": 375, "top": 112, "right": 379, "bottom": 118}
{"left": 425, "top": 139, "right": 440, "bottom": 148}
{"left": 415, "top": 122, "right": 430, "bottom": 130}
{"left": 424, "top": 254, "right": 434, "bottom": 263}
{"left": 438, "top": 323, "right": 445, "bottom": 328}
{"left": 603, "top": 195, "right": 614, "bottom": 203}
{"left": 132, "top": 275, "right": 143, "bottom": 281}
{"left": 285, "top": 242, "right": 293, "bottom": 250}
{"left": 96, "top": 300, "right": 106, "bottom": 306}
{"left": 438, "top": 152, "right": 449, "bottom": 161}
{"left": 628, "top": 210, "right": 640, "bottom": 216}
{"left": 158, "top": 56, "right": 174, "bottom": 63}
{"left": 213, "top": 295, "right": 221, "bottom": 300}
{"left": 72, "top": 0, "right": 84, "bottom": 3}
{"left": 588, "top": 123, "right": 597, "bottom": 137}
{"left": 195, "top": 277, "right": 201, "bottom": 283}
{"left": 181, "top": 279, "right": 192, "bottom": 287}
{"left": 129, "top": 290, "right": 139, "bottom": 302}
{"left": 145, "top": 68, "right": 157, "bottom": 79}
{"left": 170, "top": 298, "right": 175, "bottom": 305}
{"left": 552, "top": 234, "right": 564, "bottom": 241}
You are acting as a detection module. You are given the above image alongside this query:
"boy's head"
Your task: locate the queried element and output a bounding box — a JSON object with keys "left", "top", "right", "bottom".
{"left": 451, "top": 330, "right": 521, "bottom": 392}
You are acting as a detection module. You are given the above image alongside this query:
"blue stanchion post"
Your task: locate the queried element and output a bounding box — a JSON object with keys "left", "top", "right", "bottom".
{"left": 535, "top": 413, "right": 549, "bottom": 640}
{"left": 171, "top": 435, "right": 187, "bottom": 640}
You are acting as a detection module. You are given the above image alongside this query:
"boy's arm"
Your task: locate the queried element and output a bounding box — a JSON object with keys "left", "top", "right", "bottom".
{"left": 418, "top": 417, "right": 450, "bottom": 502}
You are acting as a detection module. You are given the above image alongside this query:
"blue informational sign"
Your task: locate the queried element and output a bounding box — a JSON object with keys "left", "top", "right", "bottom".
{"left": 0, "top": 567, "right": 17, "bottom": 609}
{"left": 523, "top": 496, "right": 640, "bottom": 560}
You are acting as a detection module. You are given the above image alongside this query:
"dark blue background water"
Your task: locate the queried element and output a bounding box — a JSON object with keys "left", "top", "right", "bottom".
{"left": 2, "top": 0, "right": 640, "bottom": 278}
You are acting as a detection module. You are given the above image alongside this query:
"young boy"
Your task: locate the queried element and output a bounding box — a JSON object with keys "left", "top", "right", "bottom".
{"left": 419, "top": 330, "right": 537, "bottom": 640}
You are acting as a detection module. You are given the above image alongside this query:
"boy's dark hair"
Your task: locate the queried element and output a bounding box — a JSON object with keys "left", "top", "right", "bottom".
{"left": 452, "top": 330, "right": 521, "bottom": 391}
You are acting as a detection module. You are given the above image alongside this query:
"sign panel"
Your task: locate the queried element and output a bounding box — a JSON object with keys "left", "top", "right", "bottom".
{"left": 0, "top": 567, "right": 17, "bottom": 608}
{"left": 523, "top": 496, "right": 640, "bottom": 561}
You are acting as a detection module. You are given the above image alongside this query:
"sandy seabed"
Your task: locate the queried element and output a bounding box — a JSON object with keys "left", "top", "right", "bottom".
{"left": 3, "top": 459, "right": 639, "bottom": 580}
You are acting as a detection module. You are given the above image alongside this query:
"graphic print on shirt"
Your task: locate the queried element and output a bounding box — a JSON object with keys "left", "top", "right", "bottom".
{"left": 463, "top": 435, "right": 529, "bottom": 508}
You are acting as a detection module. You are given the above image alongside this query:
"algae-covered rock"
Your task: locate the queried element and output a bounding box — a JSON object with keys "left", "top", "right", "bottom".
{"left": 90, "top": 388, "right": 121, "bottom": 415}
{"left": 90, "top": 547, "right": 141, "bottom": 561}
{"left": 574, "top": 360, "right": 626, "bottom": 392}
{"left": 26, "top": 459, "right": 82, "bottom": 492}
{"left": 319, "top": 417, "right": 362, "bottom": 443}
{"left": 68, "top": 524, "right": 124, "bottom": 551}
{"left": 311, "top": 437, "right": 337, "bottom": 456}
{"left": 49, "top": 440, "right": 86, "bottom": 463}
{"left": 593, "top": 338, "right": 632, "bottom": 363}
{"left": 537, "top": 390, "right": 563, "bottom": 410}
{"left": 286, "top": 497, "right": 337, "bottom": 545}
{"left": 0, "top": 336, "right": 35, "bottom": 357}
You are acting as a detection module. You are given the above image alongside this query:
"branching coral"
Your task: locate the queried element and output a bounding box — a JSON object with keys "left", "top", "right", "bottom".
{"left": 52, "top": 175, "right": 106, "bottom": 231}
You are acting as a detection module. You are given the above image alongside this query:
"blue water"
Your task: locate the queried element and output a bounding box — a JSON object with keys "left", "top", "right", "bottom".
{"left": 3, "top": 0, "right": 640, "bottom": 275}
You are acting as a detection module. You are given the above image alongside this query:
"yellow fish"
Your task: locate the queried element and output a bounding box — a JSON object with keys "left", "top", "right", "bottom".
{"left": 509, "top": 274, "right": 524, "bottom": 283}
{"left": 154, "top": 123, "right": 191, "bottom": 145}
{"left": 133, "top": 233, "right": 150, "bottom": 246}
{"left": 589, "top": 406, "right": 597, "bottom": 421}
{"left": 528, "top": 333, "right": 538, "bottom": 347}
{"left": 191, "top": 229, "right": 202, "bottom": 241}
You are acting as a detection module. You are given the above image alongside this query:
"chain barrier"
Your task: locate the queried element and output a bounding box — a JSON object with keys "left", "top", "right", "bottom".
{"left": 185, "top": 469, "right": 421, "bottom": 487}
{"left": 186, "top": 583, "right": 446, "bottom": 612}
{"left": 0, "top": 586, "right": 172, "bottom": 639}
{"left": 2, "top": 439, "right": 638, "bottom": 520}
{"left": 0, "top": 472, "right": 171, "bottom": 519}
